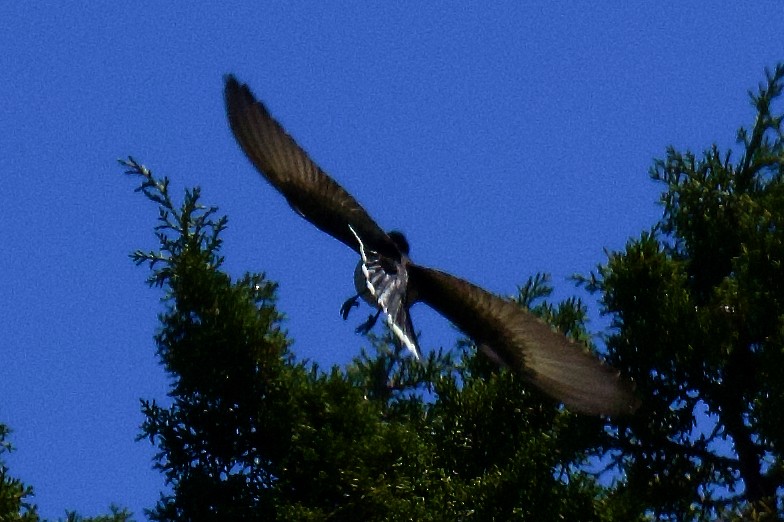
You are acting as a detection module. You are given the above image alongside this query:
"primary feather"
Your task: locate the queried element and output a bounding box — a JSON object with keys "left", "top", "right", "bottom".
{"left": 225, "top": 75, "right": 400, "bottom": 258}
{"left": 408, "top": 265, "right": 640, "bottom": 415}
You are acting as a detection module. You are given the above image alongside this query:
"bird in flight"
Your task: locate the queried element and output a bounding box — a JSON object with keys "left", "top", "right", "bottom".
{"left": 224, "top": 75, "right": 639, "bottom": 416}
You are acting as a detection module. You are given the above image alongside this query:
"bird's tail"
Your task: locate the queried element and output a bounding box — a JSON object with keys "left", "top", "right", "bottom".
{"left": 349, "top": 225, "right": 420, "bottom": 359}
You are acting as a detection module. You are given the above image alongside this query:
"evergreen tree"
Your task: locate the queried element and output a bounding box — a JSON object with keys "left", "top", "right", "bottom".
{"left": 0, "top": 424, "right": 132, "bottom": 522}
{"left": 125, "top": 63, "right": 784, "bottom": 520}
{"left": 123, "top": 159, "right": 619, "bottom": 520}
{"left": 0, "top": 424, "right": 37, "bottom": 522}
{"left": 59, "top": 506, "right": 133, "bottom": 522}
{"left": 583, "top": 64, "right": 784, "bottom": 520}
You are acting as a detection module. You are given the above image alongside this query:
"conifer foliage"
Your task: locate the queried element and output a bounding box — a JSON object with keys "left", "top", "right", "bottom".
{"left": 122, "top": 159, "right": 616, "bottom": 521}
{"left": 582, "top": 64, "right": 784, "bottom": 520}
{"left": 123, "top": 63, "right": 784, "bottom": 520}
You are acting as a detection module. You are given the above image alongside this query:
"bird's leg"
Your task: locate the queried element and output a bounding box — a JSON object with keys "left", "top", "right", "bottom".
{"left": 340, "top": 294, "right": 360, "bottom": 320}
{"left": 355, "top": 308, "right": 382, "bottom": 335}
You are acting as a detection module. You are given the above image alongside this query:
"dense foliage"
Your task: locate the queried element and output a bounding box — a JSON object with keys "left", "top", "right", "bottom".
{"left": 0, "top": 424, "right": 37, "bottom": 522}
{"left": 581, "top": 64, "right": 784, "bottom": 520}
{"left": 123, "top": 159, "right": 617, "bottom": 521}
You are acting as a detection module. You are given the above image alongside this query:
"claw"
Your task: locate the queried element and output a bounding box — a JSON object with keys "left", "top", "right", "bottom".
{"left": 340, "top": 295, "right": 360, "bottom": 320}
{"left": 355, "top": 309, "right": 382, "bottom": 335}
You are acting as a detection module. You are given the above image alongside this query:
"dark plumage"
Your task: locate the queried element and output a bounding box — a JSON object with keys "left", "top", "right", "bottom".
{"left": 224, "top": 75, "right": 640, "bottom": 416}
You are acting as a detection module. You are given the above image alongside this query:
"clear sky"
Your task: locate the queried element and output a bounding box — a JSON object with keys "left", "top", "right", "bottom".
{"left": 1, "top": 3, "right": 782, "bottom": 519}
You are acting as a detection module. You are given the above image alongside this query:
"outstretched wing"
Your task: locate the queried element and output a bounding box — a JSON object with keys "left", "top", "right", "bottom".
{"left": 408, "top": 264, "right": 639, "bottom": 416}
{"left": 350, "top": 226, "right": 420, "bottom": 359}
{"left": 225, "top": 75, "right": 400, "bottom": 258}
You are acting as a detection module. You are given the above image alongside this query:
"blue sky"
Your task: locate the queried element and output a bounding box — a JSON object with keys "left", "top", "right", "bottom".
{"left": 2, "top": 3, "right": 782, "bottom": 519}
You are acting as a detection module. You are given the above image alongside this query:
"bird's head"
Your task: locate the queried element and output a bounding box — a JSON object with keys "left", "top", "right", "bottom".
{"left": 388, "top": 230, "right": 410, "bottom": 255}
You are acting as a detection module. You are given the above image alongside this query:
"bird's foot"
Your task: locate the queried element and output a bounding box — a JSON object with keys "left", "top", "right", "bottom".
{"left": 340, "top": 295, "right": 360, "bottom": 320}
{"left": 355, "top": 310, "right": 381, "bottom": 335}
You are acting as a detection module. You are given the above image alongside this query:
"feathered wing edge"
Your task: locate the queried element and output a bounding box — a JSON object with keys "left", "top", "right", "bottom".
{"left": 224, "top": 75, "right": 400, "bottom": 258}
{"left": 408, "top": 264, "right": 640, "bottom": 416}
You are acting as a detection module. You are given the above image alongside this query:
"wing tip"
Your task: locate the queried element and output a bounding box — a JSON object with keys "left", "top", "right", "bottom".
{"left": 224, "top": 74, "right": 261, "bottom": 118}
{"left": 223, "top": 73, "right": 246, "bottom": 105}
{"left": 559, "top": 373, "right": 641, "bottom": 417}
{"left": 223, "top": 73, "right": 239, "bottom": 87}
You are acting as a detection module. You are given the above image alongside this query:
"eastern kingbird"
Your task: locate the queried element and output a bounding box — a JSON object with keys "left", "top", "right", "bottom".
{"left": 224, "top": 75, "right": 639, "bottom": 416}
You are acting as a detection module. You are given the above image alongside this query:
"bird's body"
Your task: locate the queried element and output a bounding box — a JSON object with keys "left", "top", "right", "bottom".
{"left": 224, "top": 75, "right": 640, "bottom": 416}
